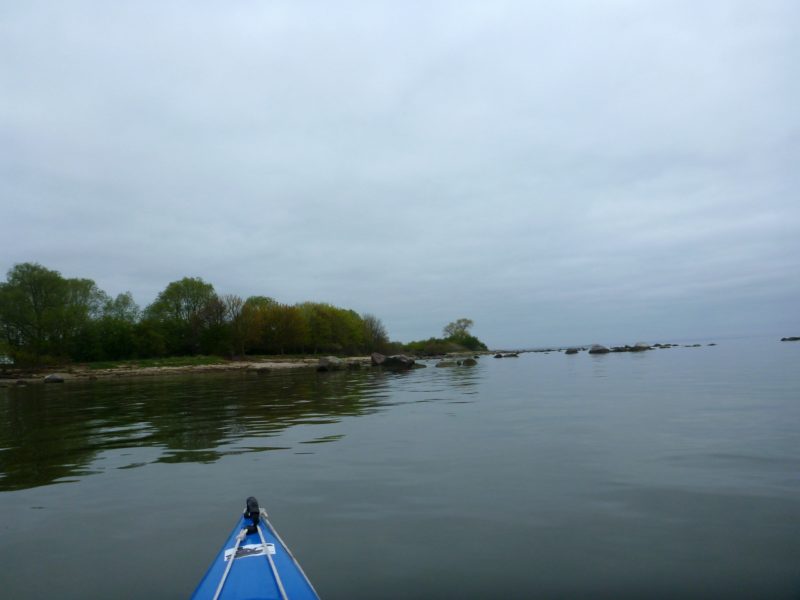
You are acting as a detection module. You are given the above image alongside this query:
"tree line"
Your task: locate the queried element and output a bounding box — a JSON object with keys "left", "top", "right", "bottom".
{"left": 0, "top": 263, "right": 390, "bottom": 365}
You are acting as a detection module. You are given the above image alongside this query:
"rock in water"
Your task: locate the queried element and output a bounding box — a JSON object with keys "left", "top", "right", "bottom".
{"left": 565, "top": 348, "right": 579, "bottom": 355}
{"left": 381, "top": 355, "right": 416, "bottom": 370}
{"left": 44, "top": 374, "right": 65, "bottom": 383}
{"left": 588, "top": 345, "right": 610, "bottom": 354}
{"left": 462, "top": 358, "right": 478, "bottom": 366}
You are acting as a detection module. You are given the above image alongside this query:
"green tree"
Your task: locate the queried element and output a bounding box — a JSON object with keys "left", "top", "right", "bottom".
{"left": 105, "top": 292, "right": 140, "bottom": 321}
{"left": 333, "top": 309, "right": 365, "bottom": 354}
{"left": 454, "top": 333, "right": 487, "bottom": 352}
{"left": 198, "top": 294, "right": 230, "bottom": 355}
{"left": 93, "top": 294, "right": 141, "bottom": 361}
{"left": 443, "top": 318, "right": 474, "bottom": 339}
{"left": 60, "top": 278, "right": 109, "bottom": 360}
{"left": 145, "top": 277, "right": 216, "bottom": 355}
{"left": 0, "top": 263, "right": 67, "bottom": 360}
{"left": 296, "top": 303, "right": 370, "bottom": 354}
{"left": 241, "top": 296, "right": 277, "bottom": 354}
{"left": 146, "top": 277, "right": 215, "bottom": 323}
{"left": 262, "top": 304, "right": 309, "bottom": 354}
{"left": 299, "top": 303, "right": 334, "bottom": 354}
{"left": 442, "top": 318, "right": 487, "bottom": 351}
{"left": 0, "top": 264, "right": 107, "bottom": 362}
{"left": 133, "top": 319, "right": 167, "bottom": 357}
{"left": 0, "top": 262, "right": 397, "bottom": 362}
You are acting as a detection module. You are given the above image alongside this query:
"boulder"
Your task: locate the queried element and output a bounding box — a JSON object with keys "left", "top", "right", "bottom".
{"left": 462, "top": 358, "right": 478, "bottom": 366}
{"left": 588, "top": 345, "right": 610, "bottom": 354}
{"left": 382, "top": 355, "right": 416, "bottom": 370}
{"left": 503, "top": 353, "right": 519, "bottom": 358}
{"left": 317, "top": 356, "right": 344, "bottom": 372}
{"left": 371, "top": 353, "right": 386, "bottom": 366}
{"left": 494, "top": 353, "right": 503, "bottom": 358}
{"left": 780, "top": 337, "right": 800, "bottom": 342}
{"left": 436, "top": 361, "right": 457, "bottom": 368}
{"left": 43, "top": 374, "right": 65, "bottom": 383}
{"left": 565, "top": 348, "right": 580, "bottom": 355}
{"left": 630, "top": 342, "right": 651, "bottom": 352}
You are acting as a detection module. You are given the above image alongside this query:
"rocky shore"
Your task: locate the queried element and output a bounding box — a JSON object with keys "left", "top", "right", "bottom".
{"left": 0, "top": 352, "right": 444, "bottom": 387}
{"left": 489, "top": 341, "right": 718, "bottom": 356}
{"left": 9, "top": 338, "right": 796, "bottom": 386}
{"left": 0, "top": 357, "right": 357, "bottom": 387}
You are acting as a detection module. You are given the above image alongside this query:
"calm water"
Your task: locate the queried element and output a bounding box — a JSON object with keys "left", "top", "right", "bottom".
{"left": 1, "top": 338, "right": 798, "bottom": 599}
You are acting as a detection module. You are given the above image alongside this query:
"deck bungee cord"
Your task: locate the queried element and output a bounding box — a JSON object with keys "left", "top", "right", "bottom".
{"left": 259, "top": 508, "right": 321, "bottom": 599}
{"left": 212, "top": 529, "right": 246, "bottom": 600}
{"left": 256, "top": 523, "right": 289, "bottom": 600}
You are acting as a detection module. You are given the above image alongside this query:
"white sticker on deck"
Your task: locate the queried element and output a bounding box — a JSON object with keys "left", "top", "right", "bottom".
{"left": 224, "top": 543, "right": 275, "bottom": 561}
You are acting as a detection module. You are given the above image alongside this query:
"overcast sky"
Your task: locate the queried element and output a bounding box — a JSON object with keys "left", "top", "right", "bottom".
{"left": 1, "top": 1, "right": 798, "bottom": 347}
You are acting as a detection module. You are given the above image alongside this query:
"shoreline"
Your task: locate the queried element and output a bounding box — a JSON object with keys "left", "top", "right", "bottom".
{"left": 0, "top": 356, "right": 376, "bottom": 386}
{"left": 1, "top": 340, "right": 750, "bottom": 386}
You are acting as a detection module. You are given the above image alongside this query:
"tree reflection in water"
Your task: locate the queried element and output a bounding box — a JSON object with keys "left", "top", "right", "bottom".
{"left": 0, "top": 369, "right": 390, "bottom": 491}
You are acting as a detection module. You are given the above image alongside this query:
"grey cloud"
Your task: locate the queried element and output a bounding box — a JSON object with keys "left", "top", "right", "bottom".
{"left": 1, "top": 1, "right": 798, "bottom": 347}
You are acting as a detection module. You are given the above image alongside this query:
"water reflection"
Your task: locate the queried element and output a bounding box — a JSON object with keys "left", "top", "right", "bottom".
{"left": 404, "top": 361, "right": 481, "bottom": 393}
{"left": 0, "top": 369, "right": 391, "bottom": 491}
{"left": 588, "top": 354, "right": 609, "bottom": 380}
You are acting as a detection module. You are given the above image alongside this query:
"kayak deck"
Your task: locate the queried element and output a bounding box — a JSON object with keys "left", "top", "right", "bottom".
{"left": 191, "top": 498, "right": 319, "bottom": 600}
